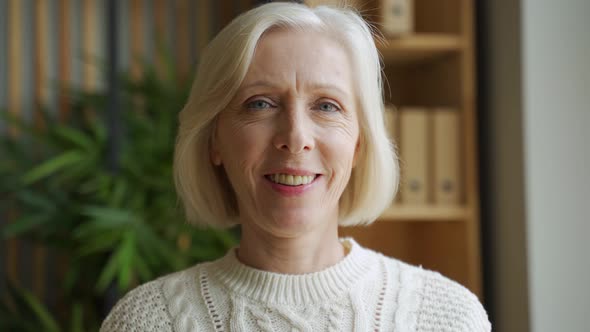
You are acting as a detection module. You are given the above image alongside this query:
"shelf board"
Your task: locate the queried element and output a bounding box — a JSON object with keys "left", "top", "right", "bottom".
{"left": 378, "top": 204, "right": 470, "bottom": 222}
{"left": 377, "top": 34, "right": 462, "bottom": 65}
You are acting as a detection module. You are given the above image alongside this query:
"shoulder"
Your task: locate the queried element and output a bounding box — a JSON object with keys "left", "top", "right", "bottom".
{"left": 417, "top": 269, "right": 491, "bottom": 331}
{"left": 386, "top": 258, "right": 491, "bottom": 332}
{"left": 99, "top": 276, "right": 174, "bottom": 332}
{"left": 99, "top": 266, "right": 201, "bottom": 332}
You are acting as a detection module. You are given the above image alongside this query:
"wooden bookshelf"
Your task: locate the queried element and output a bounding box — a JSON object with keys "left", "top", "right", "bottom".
{"left": 377, "top": 34, "right": 462, "bottom": 65}
{"left": 306, "top": 0, "right": 484, "bottom": 299}
{"left": 380, "top": 205, "right": 471, "bottom": 222}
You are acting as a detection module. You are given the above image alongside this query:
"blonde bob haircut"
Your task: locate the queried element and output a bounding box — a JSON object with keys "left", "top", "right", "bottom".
{"left": 174, "top": 2, "right": 399, "bottom": 228}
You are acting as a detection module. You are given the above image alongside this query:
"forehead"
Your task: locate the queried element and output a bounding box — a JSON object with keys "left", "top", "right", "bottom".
{"left": 241, "top": 28, "right": 354, "bottom": 91}
{"left": 255, "top": 27, "right": 346, "bottom": 58}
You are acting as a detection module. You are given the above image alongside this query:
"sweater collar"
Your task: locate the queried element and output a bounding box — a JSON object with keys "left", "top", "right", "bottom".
{"left": 206, "top": 238, "right": 376, "bottom": 305}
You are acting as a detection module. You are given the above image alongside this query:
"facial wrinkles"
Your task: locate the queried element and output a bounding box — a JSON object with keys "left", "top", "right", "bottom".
{"left": 239, "top": 102, "right": 353, "bottom": 214}
{"left": 215, "top": 29, "right": 360, "bottom": 234}
{"left": 225, "top": 104, "right": 263, "bottom": 130}
{"left": 281, "top": 69, "right": 357, "bottom": 133}
{"left": 233, "top": 90, "right": 357, "bottom": 220}
{"left": 318, "top": 136, "right": 356, "bottom": 210}
{"left": 248, "top": 31, "right": 352, "bottom": 107}
{"left": 216, "top": 109, "right": 263, "bottom": 217}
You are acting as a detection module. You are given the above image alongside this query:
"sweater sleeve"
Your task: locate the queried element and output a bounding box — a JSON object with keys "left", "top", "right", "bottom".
{"left": 416, "top": 272, "right": 492, "bottom": 332}
{"left": 100, "top": 279, "right": 174, "bottom": 332}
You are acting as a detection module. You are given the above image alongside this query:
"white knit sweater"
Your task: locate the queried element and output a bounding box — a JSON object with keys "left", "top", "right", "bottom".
{"left": 100, "top": 239, "right": 491, "bottom": 331}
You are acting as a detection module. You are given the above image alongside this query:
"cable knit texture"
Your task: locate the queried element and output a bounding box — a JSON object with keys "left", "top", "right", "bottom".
{"left": 100, "top": 239, "right": 491, "bottom": 331}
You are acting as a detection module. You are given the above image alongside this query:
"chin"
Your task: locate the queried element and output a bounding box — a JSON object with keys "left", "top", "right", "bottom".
{"left": 263, "top": 210, "right": 322, "bottom": 235}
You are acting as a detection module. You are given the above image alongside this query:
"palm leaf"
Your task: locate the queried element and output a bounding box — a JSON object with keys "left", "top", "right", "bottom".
{"left": 2, "top": 214, "right": 51, "bottom": 238}
{"left": 22, "top": 150, "right": 85, "bottom": 184}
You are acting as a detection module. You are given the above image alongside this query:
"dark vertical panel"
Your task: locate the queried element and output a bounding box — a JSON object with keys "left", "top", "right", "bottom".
{"left": 0, "top": 0, "right": 7, "bottom": 121}
{"left": 8, "top": 0, "right": 23, "bottom": 124}
{"left": 17, "top": 0, "right": 35, "bottom": 292}
{"left": 46, "top": 0, "right": 59, "bottom": 116}
{"left": 106, "top": 0, "right": 120, "bottom": 176}
{"left": 33, "top": 0, "right": 49, "bottom": 301}
{"left": 21, "top": 0, "right": 34, "bottom": 122}
{"left": 58, "top": 0, "right": 71, "bottom": 120}
{"left": 117, "top": 0, "right": 130, "bottom": 71}
{"left": 175, "top": 0, "right": 190, "bottom": 80}
{"left": 103, "top": 0, "right": 121, "bottom": 314}
{"left": 34, "top": 0, "right": 48, "bottom": 118}
{"left": 56, "top": 0, "right": 72, "bottom": 315}
{"left": 43, "top": 0, "right": 60, "bottom": 308}
{"left": 7, "top": 0, "right": 23, "bottom": 287}
{"left": 0, "top": 0, "right": 7, "bottom": 294}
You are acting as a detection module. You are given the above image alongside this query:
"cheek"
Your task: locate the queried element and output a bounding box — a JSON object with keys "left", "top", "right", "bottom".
{"left": 218, "top": 119, "right": 270, "bottom": 169}
{"left": 322, "top": 126, "right": 359, "bottom": 172}
{"left": 334, "top": 141, "right": 358, "bottom": 171}
{"left": 216, "top": 125, "right": 263, "bottom": 198}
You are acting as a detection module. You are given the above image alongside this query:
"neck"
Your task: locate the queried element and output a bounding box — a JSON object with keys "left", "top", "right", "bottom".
{"left": 237, "top": 219, "right": 345, "bottom": 275}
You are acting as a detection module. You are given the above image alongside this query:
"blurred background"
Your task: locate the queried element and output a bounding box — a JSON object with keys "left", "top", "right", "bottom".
{"left": 0, "top": 0, "right": 588, "bottom": 331}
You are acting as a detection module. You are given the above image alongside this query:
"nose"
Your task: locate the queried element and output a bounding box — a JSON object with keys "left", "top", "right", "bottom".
{"left": 272, "top": 104, "right": 315, "bottom": 154}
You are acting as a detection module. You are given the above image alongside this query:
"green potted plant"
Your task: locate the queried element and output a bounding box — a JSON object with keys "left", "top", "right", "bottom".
{"left": 0, "top": 61, "right": 237, "bottom": 331}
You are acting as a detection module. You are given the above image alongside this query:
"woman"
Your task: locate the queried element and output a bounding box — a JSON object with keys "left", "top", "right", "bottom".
{"left": 101, "top": 2, "right": 491, "bottom": 331}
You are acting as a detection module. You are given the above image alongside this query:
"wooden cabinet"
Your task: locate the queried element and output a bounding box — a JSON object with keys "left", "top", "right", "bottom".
{"left": 306, "top": 0, "right": 483, "bottom": 298}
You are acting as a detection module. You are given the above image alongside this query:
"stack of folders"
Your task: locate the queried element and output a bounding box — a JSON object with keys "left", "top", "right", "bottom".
{"left": 306, "top": 0, "right": 364, "bottom": 8}
{"left": 306, "top": 0, "right": 413, "bottom": 37}
{"left": 380, "top": 0, "right": 414, "bottom": 37}
{"left": 384, "top": 105, "right": 462, "bottom": 206}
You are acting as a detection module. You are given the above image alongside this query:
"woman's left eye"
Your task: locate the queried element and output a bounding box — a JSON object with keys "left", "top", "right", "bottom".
{"left": 246, "top": 99, "right": 273, "bottom": 110}
{"left": 317, "top": 102, "right": 341, "bottom": 112}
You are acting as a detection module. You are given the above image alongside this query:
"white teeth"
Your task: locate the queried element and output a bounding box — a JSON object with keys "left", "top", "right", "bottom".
{"left": 269, "top": 174, "right": 316, "bottom": 186}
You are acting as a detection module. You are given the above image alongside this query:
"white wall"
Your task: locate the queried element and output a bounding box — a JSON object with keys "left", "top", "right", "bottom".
{"left": 522, "top": 0, "right": 590, "bottom": 331}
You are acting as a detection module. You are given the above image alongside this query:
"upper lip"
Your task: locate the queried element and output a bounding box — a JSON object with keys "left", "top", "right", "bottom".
{"left": 264, "top": 168, "right": 320, "bottom": 176}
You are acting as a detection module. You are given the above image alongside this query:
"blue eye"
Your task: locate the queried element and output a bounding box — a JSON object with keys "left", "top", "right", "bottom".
{"left": 246, "top": 100, "right": 273, "bottom": 110}
{"left": 318, "top": 102, "right": 340, "bottom": 112}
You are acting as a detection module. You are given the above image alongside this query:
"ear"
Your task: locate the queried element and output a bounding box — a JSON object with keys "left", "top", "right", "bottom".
{"left": 210, "top": 148, "right": 222, "bottom": 166}
{"left": 210, "top": 130, "right": 222, "bottom": 166}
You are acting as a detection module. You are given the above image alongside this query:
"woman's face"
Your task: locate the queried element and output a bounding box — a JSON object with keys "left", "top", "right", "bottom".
{"left": 212, "top": 29, "right": 359, "bottom": 238}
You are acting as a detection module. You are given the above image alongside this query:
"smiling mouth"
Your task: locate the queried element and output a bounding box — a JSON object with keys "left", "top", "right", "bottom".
{"left": 265, "top": 174, "right": 319, "bottom": 186}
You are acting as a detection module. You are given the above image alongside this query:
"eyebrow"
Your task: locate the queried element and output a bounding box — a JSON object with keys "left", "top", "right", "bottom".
{"left": 239, "top": 80, "right": 277, "bottom": 90}
{"left": 239, "top": 80, "right": 350, "bottom": 98}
